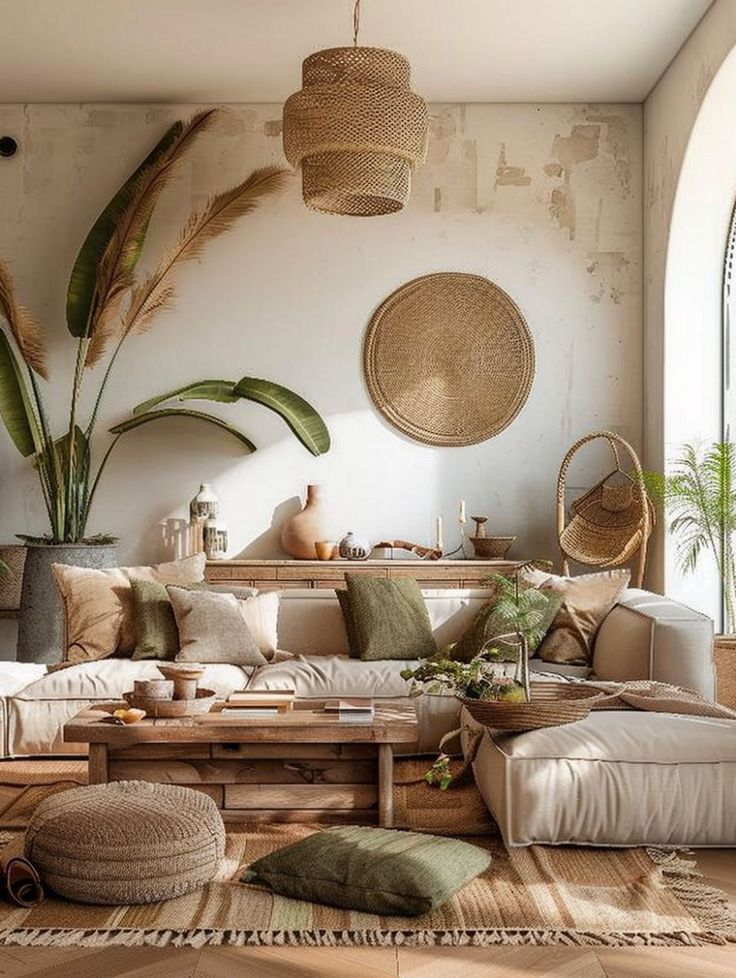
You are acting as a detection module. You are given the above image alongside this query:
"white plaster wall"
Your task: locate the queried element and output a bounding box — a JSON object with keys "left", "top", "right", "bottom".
{"left": 644, "top": 0, "right": 736, "bottom": 620}
{"left": 0, "top": 103, "right": 641, "bottom": 624}
{"left": 644, "top": 0, "right": 736, "bottom": 601}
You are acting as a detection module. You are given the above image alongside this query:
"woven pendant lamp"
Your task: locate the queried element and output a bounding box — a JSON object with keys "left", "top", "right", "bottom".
{"left": 282, "top": 0, "right": 428, "bottom": 216}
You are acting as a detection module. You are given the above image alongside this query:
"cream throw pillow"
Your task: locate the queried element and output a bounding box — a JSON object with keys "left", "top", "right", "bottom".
{"left": 52, "top": 553, "right": 206, "bottom": 664}
{"left": 237, "top": 591, "right": 280, "bottom": 656}
{"left": 523, "top": 568, "right": 630, "bottom": 665}
{"left": 168, "top": 587, "right": 268, "bottom": 666}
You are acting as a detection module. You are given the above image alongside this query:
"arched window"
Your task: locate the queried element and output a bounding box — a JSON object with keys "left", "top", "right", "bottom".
{"left": 725, "top": 200, "right": 736, "bottom": 444}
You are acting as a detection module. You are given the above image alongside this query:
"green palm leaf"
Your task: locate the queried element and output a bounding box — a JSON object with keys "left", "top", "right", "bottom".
{"left": 233, "top": 377, "right": 330, "bottom": 456}
{"left": 109, "top": 409, "right": 256, "bottom": 452}
{"left": 67, "top": 111, "right": 217, "bottom": 340}
{"left": 0, "top": 331, "right": 41, "bottom": 457}
{"left": 132, "top": 380, "right": 239, "bottom": 416}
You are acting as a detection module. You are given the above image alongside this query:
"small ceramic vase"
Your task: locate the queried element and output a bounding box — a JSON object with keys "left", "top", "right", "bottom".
{"left": 281, "top": 484, "right": 328, "bottom": 560}
{"left": 339, "top": 532, "right": 371, "bottom": 561}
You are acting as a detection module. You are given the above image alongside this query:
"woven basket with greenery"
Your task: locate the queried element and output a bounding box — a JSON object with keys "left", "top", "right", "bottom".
{"left": 461, "top": 682, "right": 602, "bottom": 733}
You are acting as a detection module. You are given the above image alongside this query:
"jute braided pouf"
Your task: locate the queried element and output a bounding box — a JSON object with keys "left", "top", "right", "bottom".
{"left": 24, "top": 781, "right": 226, "bottom": 905}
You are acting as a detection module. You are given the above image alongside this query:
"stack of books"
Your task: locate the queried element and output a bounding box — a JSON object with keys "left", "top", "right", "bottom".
{"left": 220, "top": 689, "right": 296, "bottom": 718}
{"left": 323, "top": 698, "right": 375, "bottom": 721}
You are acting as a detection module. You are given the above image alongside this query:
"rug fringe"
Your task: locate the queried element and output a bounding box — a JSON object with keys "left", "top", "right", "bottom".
{"left": 0, "top": 925, "right": 731, "bottom": 949}
{"left": 647, "top": 846, "right": 736, "bottom": 942}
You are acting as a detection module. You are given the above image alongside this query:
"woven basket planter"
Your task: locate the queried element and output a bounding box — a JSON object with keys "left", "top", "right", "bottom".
{"left": 283, "top": 46, "right": 428, "bottom": 216}
{"left": 0, "top": 545, "right": 25, "bottom": 611}
{"left": 714, "top": 635, "right": 736, "bottom": 709}
{"left": 461, "top": 682, "right": 601, "bottom": 733}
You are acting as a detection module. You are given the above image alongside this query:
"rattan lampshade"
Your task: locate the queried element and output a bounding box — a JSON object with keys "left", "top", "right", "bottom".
{"left": 282, "top": 45, "right": 428, "bottom": 216}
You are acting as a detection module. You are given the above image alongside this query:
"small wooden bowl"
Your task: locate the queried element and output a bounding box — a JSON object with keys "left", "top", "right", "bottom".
{"left": 123, "top": 688, "right": 216, "bottom": 718}
{"left": 470, "top": 535, "right": 516, "bottom": 559}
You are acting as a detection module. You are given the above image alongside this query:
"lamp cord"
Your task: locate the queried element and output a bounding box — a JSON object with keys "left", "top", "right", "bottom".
{"left": 353, "top": 0, "right": 361, "bottom": 45}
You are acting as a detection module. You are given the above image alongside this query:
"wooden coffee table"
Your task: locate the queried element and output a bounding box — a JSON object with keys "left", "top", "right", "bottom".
{"left": 64, "top": 699, "right": 418, "bottom": 827}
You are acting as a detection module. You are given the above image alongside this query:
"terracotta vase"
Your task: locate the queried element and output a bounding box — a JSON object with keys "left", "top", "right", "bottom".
{"left": 280, "top": 485, "right": 327, "bottom": 560}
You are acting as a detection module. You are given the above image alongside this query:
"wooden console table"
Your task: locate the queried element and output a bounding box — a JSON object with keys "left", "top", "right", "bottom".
{"left": 205, "top": 557, "right": 526, "bottom": 590}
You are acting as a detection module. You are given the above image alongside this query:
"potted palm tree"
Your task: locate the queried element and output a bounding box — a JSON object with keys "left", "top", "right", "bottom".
{"left": 645, "top": 442, "right": 736, "bottom": 705}
{"left": 0, "top": 108, "right": 330, "bottom": 662}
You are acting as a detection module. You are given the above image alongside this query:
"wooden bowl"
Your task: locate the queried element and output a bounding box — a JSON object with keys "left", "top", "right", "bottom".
{"left": 123, "top": 688, "right": 216, "bottom": 718}
{"left": 470, "top": 535, "right": 516, "bottom": 559}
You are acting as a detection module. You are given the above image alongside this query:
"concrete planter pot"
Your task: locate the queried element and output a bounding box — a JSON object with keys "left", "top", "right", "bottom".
{"left": 17, "top": 543, "right": 118, "bottom": 664}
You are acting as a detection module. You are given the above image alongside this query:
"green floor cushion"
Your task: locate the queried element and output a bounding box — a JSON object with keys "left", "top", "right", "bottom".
{"left": 240, "top": 825, "right": 491, "bottom": 917}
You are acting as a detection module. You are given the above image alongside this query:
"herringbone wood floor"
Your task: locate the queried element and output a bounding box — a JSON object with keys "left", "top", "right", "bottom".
{"left": 0, "top": 939, "right": 736, "bottom": 977}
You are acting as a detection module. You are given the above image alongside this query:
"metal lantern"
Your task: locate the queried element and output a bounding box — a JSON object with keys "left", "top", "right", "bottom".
{"left": 282, "top": 2, "right": 428, "bottom": 216}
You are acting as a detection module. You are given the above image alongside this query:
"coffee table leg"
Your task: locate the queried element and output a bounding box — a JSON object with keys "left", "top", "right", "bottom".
{"left": 88, "top": 743, "right": 109, "bottom": 784}
{"left": 378, "top": 743, "right": 394, "bottom": 828}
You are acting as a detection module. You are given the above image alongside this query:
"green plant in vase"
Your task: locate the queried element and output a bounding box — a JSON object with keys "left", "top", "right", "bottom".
{"left": 0, "top": 108, "right": 329, "bottom": 545}
{"left": 0, "top": 107, "right": 331, "bottom": 662}
{"left": 643, "top": 442, "right": 736, "bottom": 631}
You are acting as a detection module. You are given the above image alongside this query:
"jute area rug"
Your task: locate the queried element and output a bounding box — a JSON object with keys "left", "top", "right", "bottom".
{"left": 0, "top": 759, "right": 732, "bottom": 949}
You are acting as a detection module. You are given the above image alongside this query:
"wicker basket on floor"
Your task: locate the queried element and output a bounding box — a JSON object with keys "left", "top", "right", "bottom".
{"left": 461, "top": 682, "right": 601, "bottom": 733}
{"left": 714, "top": 635, "right": 736, "bottom": 709}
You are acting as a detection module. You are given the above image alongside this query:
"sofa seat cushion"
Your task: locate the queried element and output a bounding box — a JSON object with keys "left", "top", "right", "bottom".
{"left": 0, "top": 663, "right": 47, "bottom": 697}
{"left": 247, "top": 655, "right": 416, "bottom": 698}
{"left": 7, "top": 662, "right": 252, "bottom": 758}
{"left": 13, "top": 660, "right": 251, "bottom": 702}
{"left": 465, "top": 709, "right": 736, "bottom": 847}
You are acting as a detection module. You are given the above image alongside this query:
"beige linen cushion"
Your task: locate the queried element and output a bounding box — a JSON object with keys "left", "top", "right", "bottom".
{"left": 238, "top": 591, "right": 280, "bottom": 657}
{"left": 169, "top": 586, "right": 267, "bottom": 665}
{"left": 52, "top": 554, "right": 206, "bottom": 664}
{"left": 523, "top": 568, "right": 630, "bottom": 665}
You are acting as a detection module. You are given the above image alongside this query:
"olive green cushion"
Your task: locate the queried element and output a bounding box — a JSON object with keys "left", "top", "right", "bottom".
{"left": 240, "top": 826, "right": 491, "bottom": 916}
{"left": 130, "top": 579, "right": 181, "bottom": 661}
{"left": 339, "top": 575, "right": 437, "bottom": 661}
{"left": 450, "top": 590, "right": 564, "bottom": 664}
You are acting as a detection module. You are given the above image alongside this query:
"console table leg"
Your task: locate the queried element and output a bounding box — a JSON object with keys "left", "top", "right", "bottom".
{"left": 88, "top": 743, "right": 109, "bottom": 784}
{"left": 378, "top": 744, "right": 394, "bottom": 828}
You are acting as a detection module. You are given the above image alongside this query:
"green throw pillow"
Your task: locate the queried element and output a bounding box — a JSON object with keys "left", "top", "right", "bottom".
{"left": 450, "top": 589, "right": 564, "bottom": 664}
{"left": 130, "top": 579, "right": 181, "bottom": 660}
{"left": 339, "top": 575, "right": 437, "bottom": 661}
{"left": 240, "top": 825, "right": 491, "bottom": 916}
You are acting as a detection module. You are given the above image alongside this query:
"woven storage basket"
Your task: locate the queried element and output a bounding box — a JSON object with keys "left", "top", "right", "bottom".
{"left": 0, "top": 544, "right": 25, "bottom": 611}
{"left": 283, "top": 46, "right": 428, "bottom": 216}
{"left": 364, "top": 273, "right": 535, "bottom": 446}
{"left": 714, "top": 635, "right": 736, "bottom": 709}
{"left": 557, "top": 431, "right": 652, "bottom": 587}
{"left": 461, "top": 682, "right": 600, "bottom": 732}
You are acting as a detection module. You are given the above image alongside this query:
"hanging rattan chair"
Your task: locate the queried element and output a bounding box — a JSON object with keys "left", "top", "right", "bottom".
{"left": 557, "top": 431, "right": 654, "bottom": 587}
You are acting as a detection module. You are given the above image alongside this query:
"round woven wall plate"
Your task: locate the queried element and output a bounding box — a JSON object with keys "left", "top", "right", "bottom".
{"left": 363, "top": 272, "right": 535, "bottom": 446}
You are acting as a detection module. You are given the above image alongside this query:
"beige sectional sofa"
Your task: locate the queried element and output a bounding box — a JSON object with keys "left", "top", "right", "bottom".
{"left": 0, "top": 584, "right": 730, "bottom": 848}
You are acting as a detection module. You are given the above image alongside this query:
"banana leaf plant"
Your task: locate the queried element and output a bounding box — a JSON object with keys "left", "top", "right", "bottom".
{"left": 0, "top": 108, "right": 330, "bottom": 544}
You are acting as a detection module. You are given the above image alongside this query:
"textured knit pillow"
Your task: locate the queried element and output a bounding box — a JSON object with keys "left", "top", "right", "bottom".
{"left": 450, "top": 589, "right": 564, "bottom": 664}
{"left": 240, "top": 825, "right": 491, "bottom": 916}
{"left": 52, "top": 554, "right": 206, "bottom": 663}
{"left": 168, "top": 587, "right": 267, "bottom": 665}
{"left": 131, "top": 584, "right": 274, "bottom": 661}
{"left": 339, "top": 575, "right": 437, "bottom": 661}
{"left": 523, "top": 568, "right": 630, "bottom": 665}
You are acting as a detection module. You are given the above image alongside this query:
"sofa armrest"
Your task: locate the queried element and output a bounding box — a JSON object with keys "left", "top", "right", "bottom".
{"left": 592, "top": 589, "right": 715, "bottom": 699}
